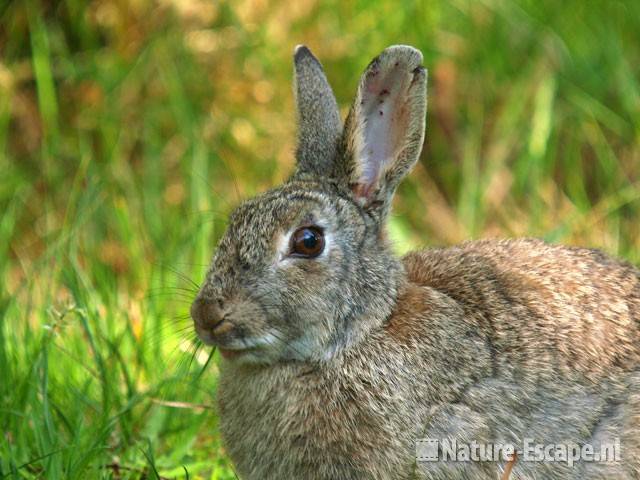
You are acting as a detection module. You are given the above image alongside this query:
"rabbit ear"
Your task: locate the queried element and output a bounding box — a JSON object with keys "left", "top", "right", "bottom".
{"left": 341, "top": 46, "right": 427, "bottom": 210}
{"left": 293, "top": 45, "right": 342, "bottom": 177}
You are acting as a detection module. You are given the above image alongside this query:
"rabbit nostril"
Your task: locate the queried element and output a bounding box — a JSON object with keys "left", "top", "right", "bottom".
{"left": 191, "top": 297, "right": 224, "bottom": 329}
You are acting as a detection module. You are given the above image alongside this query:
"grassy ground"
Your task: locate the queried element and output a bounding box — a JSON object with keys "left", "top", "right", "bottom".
{"left": 1, "top": 0, "right": 639, "bottom": 478}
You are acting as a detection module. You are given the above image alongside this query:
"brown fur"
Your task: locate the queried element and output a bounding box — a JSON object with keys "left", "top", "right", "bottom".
{"left": 191, "top": 46, "right": 640, "bottom": 479}
{"left": 217, "top": 241, "right": 640, "bottom": 478}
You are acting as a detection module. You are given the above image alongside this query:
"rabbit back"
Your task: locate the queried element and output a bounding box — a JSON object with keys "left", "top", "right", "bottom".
{"left": 402, "top": 237, "right": 640, "bottom": 384}
{"left": 401, "top": 238, "right": 640, "bottom": 478}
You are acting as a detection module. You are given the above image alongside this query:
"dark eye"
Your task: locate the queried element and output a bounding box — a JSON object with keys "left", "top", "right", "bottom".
{"left": 290, "top": 227, "right": 325, "bottom": 258}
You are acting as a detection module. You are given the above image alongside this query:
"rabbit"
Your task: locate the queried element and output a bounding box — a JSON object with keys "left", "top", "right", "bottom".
{"left": 190, "top": 44, "right": 640, "bottom": 479}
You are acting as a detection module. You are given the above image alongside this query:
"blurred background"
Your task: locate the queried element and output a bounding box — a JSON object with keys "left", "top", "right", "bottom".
{"left": 1, "top": 0, "right": 639, "bottom": 478}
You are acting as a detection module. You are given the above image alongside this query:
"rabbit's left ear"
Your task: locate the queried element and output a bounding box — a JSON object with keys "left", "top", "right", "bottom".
{"left": 341, "top": 46, "right": 427, "bottom": 211}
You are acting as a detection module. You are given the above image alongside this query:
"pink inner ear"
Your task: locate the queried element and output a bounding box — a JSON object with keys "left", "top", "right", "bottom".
{"left": 358, "top": 63, "right": 409, "bottom": 193}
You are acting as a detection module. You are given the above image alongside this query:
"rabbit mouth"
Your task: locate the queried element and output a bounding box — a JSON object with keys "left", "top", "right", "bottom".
{"left": 218, "top": 347, "right": 255, "bottom": 360}
{"left": 212, "top": 331, "right": 289, "bottom": 362}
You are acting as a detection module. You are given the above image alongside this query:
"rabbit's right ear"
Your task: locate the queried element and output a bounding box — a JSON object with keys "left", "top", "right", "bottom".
{"left": 293, "top": 45, "right": 342, "bottom": 177}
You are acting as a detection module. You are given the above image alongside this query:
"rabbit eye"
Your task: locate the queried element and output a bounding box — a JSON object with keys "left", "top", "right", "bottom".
{"left": 290, "top": 227, "right": 325, "bottom": 258}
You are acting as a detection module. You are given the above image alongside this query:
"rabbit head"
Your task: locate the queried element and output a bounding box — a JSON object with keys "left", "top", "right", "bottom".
{"left": 191, "top": 45, "right": 427, "bottom": 364}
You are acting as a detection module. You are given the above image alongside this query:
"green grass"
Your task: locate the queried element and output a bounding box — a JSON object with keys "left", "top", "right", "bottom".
{"left": 1, "top": 0, "right": 639, "bottom": 478}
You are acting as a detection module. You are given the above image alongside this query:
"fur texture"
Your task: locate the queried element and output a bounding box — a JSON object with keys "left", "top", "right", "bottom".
{"left": 191, "top": 45, "right": 640, "bottom": 479}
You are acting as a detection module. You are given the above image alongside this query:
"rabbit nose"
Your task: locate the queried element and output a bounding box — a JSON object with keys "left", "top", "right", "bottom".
{"left": 190, "top": 297, "right": 226, "bottom": 330}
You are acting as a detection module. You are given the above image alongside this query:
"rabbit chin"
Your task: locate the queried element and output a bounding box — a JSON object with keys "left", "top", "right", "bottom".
{"left": 210, "top": 331, "right": 308, "bottom": 365}
{"left": 213, "top": 329, "right": 343, "bottom": 365}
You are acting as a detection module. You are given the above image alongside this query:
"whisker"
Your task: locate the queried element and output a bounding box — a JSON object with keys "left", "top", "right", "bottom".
{"left": 148, "top": 286, "right": 199, "bottom": 294}
{"left": 190, "top": 170, "right": 237, "bottom": 210}
{"left": 165, "top": 261, "right": 211, "bottom": 268}
{"left": 213, "top": 156, "right": 242, "bottom": 205}
{"left": 268, "top": 325, "right": 307, "bottom": 361}
{"left": 151, "top": 262, "right": 201, "bottom": 291}
{"left": 145, "top": 293, "right": 196, "bottom": 304}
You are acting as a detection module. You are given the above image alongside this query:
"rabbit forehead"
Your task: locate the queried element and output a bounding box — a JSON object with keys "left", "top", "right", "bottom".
{"left": 222, "top": 184, "right": 348, "bottom": 264}
{"left": 229, "top": 188, "right": 330, "bottom": 233}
